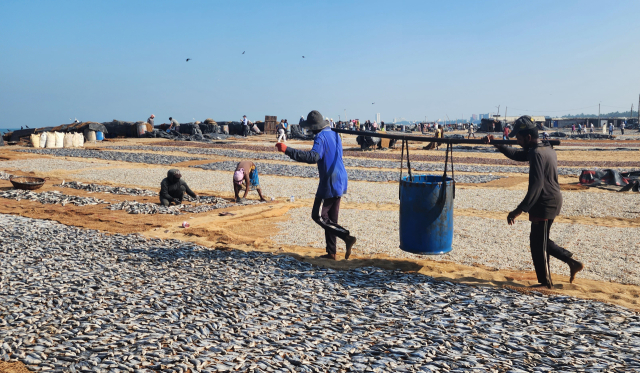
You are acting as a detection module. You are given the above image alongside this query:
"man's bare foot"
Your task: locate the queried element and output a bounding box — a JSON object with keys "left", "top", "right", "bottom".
{"left": 569, "top": 260, "right": 584, "bottom": 283}
{"left": 319, "top": 254, "right": 336, "bottom": 260}
{"left": 344, "top": 236, "right": 357, "bottom": 260}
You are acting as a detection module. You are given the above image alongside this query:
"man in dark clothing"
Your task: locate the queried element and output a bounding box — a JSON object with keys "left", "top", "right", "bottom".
{"left": 276, "top": 110, "right": 357, "bottom": 260}
{"left": 160, "top": 169, "right": 198, "bottom": 206}
{"left": 242, "top": 115, "right": 250, "bottom": 137}
{"left": 483, "top": 116, "right": 584, "bottom": 288}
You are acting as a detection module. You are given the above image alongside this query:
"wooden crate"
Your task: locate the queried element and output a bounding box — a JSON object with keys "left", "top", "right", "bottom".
{"left": 264, "top": 115, "right": 278, "bottom": 135}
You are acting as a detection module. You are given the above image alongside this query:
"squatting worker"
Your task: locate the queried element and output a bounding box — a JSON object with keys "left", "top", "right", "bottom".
{"left": 168, "top": 117, "right": 180, "bottom": 132}
{"left": 147, "top": 114, "right": 155, "bottom": 127}
{"left": 160, "top": 169, "right": 198, "bottom": 206}
{"left": 233, "top": 161, "right": 266, "bottom": 202}
{"left": 483, "top": 116, "right": 584, "bottom": 288}
{"left": 276, "top": 110, "right": 357, "bottom": 260}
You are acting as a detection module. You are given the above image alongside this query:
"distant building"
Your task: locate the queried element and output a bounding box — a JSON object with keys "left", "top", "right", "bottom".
{"left": 546, "top": 117, "right": 629, "bottom": 128}
{"left": 471, "top": 114, "right": 477, "bottom": 121}
{"left": 478, "top": 113, "right": 490, "bottom": 120}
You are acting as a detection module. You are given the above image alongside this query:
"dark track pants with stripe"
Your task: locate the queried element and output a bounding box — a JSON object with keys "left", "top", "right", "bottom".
{"left": 530, "top": 219, "right": 574, "bottom": 286}
{"left": 312, "top": 197, "right": 350, "bottom": 255}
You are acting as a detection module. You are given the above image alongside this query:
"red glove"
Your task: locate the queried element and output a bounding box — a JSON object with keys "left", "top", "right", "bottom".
{"left": 275, "top": 143, "right": 287, "bottom": 152}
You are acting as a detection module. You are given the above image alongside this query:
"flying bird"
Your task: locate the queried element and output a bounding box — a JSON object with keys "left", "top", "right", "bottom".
{"left": 372, "top": 102, "right": 375, "bottom": 105}
{"left": 186, "top": 58, "right": 191, "bottom": 62}
{"left": 21, "top": 126, "right": 23, "bottom": 129}
{"left": 26, "top": 125, "right": 29, "bottom": 128}
{"left": 302, "top": 56, "right": 305, "bottom": 58}
{"left": 242, "top": 51, "right": 245, "bottom": 54}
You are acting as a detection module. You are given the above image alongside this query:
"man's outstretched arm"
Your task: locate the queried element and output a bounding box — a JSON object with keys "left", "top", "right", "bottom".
{"left": 276, "top": 143, "right": 320, "bottom": 164}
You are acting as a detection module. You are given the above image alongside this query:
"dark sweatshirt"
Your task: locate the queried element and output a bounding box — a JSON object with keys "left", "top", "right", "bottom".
{"left": 160, "top": 169, "right": 196, "bottom": 202}
{"left": 495, "top": 142, "right": 562, "bottom": 219}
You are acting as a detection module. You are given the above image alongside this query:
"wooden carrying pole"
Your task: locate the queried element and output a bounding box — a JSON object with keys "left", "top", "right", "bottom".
{"left": 331, "top": 128, "right": 561, "bottom": 146}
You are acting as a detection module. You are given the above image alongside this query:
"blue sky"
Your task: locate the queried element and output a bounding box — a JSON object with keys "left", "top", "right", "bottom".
{"left": 1, "top": 0, "right": 639, "bottom": 128}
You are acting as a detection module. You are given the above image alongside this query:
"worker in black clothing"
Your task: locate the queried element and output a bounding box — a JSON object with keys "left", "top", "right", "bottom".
{"left": 160, "top": 169, "right": 198, "bottom": 206}
{"left": 483, "top": 116, "right": 584, "bottom": 288}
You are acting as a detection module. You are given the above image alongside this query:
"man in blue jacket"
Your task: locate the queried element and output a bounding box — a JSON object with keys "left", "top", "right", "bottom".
{"left": 276, "top": 110, "right": 357, "bottom": 260}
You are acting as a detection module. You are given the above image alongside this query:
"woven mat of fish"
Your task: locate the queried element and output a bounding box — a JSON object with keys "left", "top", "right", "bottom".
{"left": 0, "top": 171, "right": 12, "bottom": 180}
{"left": 108, "top": 198, "right": 263, "bottom": 215}
{"left": 0, "top": 189, "right": 108, "bottom": 206}
{"left": 57, "top": 181, "right": 157, "bottom": 197}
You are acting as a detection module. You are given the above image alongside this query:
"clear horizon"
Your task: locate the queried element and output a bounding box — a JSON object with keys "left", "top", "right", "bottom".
{"left": 1, "top": 0, "right": 639, "bottom": 129}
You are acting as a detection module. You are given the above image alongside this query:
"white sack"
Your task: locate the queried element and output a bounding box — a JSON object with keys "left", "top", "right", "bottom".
{"left": 54, "top": 132, "right": 64, "bottom": 148}
{"left": 63, "top": 133, "right": 73, "bottom": 148}
{"left": 39, "top": 132, "right": 47, "bottom": 148}
{"left": 30, "top": 134, "right": 40, "bottom": 148}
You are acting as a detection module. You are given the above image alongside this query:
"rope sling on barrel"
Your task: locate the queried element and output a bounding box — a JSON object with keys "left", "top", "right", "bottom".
{"left": 442, "top": 143, "right": 456, "bottom": 199}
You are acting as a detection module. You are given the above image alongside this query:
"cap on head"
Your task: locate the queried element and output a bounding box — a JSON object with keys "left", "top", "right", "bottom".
{"left": 509, "top": 116, "right": 537, "bottom": 138}
{"left": 233, "top": 168, "right": 245, "bottom": 184}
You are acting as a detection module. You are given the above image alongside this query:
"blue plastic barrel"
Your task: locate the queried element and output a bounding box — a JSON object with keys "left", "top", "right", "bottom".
{"left": 399, "top": 175, "right": 453, "bottom": 255}
{"left": 95, "top": 131, "right": 104, "bottom": 141}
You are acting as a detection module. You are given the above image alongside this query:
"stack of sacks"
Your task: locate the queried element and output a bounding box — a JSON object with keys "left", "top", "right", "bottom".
{"left": 30, "top": 134, "right": 40, "bottom": 148}
{"left": 39, "top": 132, "right": 48, "bottom": 148}
{"left": 63, "top": 133, "right": 73, "bottom": 148}
{"left": 72, "top": 133, "right": 84, "bottom": 147}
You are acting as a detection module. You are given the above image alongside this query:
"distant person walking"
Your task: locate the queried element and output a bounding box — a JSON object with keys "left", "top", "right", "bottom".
{"left": 276, "top": 120, "right": 287, "bottom": 143}
{"left": 621, "top": 122, "right": 625, "bottom": 135}
{"left": 590, "top": 123, "right": 594, "bottom": 133}
{"left": 467, "top": 123, "right": 475, "bottom": 139}
{"left": 284, "top": 119, "right": 290, "bottom": 135}
{"left": 483, "top": 116, "right": 584, "bottom": 289}
{"left": 571, "top": 124, "right": 575, "bottom": 135}
{"left": 577, "top": 124, "right": 583, "bottom": 135}
{"left": 609, "top": 123, "right": 614, "bottom": 136}
{"left": 242, "top": 115, "right": 250, "bottom": 137}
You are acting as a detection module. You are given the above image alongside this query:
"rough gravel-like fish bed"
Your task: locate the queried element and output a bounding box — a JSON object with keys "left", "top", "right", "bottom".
{"left": 17, "top": 149, "right": 202, "bottom": 165}
{"left": 193, "top": 161, "right": 503, "bottom": 184}
{"left": 273, "top": 208, "right": 640, "bottom": 285}
{"left": 0, "top": 214, "right": 638, "bottom": 372}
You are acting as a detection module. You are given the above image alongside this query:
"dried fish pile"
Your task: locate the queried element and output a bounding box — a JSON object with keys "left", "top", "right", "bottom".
{"left": 0, "top": 189, "right": 108, "bottom": 206}
{"left": 108, "top": 198, "right": 261, "bottom": 215}
{"left": 17, "top": 148, "right": 202, "bottom": 165}
{"left": 57, "top": 181, "right": 157, "bottom": 197}
{"left": 148, "top": 141, "right": 640, "bottom": 166}
{"left": 0, "top": 171, "right": 11, "bottom": 180}
{"left": 107, "top": 146, "right": 640, "bottom": 177}
{"left": 274, "top": 209, "right": 640, "bottom": 285}
{"left": 108, "top": 201, "right": 185, "bottom": 215}
{"left": 194, "top": 161, "right": 503, "bottom": 184}
{"left": 0, "top": 214, "right": 639, "bottom": 372}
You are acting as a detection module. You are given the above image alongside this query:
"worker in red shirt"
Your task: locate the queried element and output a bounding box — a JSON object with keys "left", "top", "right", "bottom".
{"left": 503, "top": 125, "right": 510, "bottom": 140}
